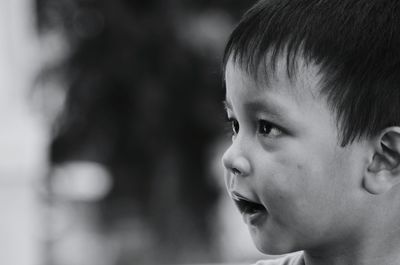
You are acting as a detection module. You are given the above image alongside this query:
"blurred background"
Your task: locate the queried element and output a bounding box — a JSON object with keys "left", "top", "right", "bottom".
{"left": 0, "top": 0, "right": 274, "bottom": 264}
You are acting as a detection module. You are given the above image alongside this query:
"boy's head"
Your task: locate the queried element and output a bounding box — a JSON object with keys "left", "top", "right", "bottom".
{"left": 222, "top": 0, "right": 400, "bottom": 257}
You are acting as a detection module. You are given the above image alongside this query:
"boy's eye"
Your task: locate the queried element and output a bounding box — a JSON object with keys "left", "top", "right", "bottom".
{"left": 232, "top": 119, "right": 239, "bottom": 135}
{"left": 227, "top": 118, "right": 239, "bottom": 135}
{"left": 258, "top": 120, "right": 282, "bottom": 137}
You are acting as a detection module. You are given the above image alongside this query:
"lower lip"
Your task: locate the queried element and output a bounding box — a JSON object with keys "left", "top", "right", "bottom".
{"left": 243, "top": 210, "right": 268, "bottom": 226}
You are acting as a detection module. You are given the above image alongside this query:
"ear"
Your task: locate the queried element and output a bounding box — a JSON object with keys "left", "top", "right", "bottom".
{"left": 364, "top": 127, "right": 400, "bottom": 195}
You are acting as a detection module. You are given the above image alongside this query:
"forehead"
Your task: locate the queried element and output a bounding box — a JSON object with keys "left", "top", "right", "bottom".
{"left": 224, "top": 55, "right": 323, "bottom": 102}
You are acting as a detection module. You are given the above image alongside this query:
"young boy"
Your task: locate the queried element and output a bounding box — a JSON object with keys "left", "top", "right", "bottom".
{"left": 221, "top": 0, "right": 400, "bottom": 264}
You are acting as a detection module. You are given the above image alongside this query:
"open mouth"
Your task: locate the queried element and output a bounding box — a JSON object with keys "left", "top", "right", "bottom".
{"left": 231, "top": 192, "right": 266, "bottom": 215}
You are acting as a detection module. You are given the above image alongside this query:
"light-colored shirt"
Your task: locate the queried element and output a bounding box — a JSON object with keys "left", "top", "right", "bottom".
{"left": 254, "top": 252, "right": 304, "bottom": 265}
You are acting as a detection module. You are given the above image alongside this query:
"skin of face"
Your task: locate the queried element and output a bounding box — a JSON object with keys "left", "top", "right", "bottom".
{"left": 222, "top": 57, "right": 372, "bottom": 255}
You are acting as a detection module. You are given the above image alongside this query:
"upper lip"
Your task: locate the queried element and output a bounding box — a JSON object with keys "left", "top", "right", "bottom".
{"left": 230, "top": 191, "right": 257, "bottom": 203}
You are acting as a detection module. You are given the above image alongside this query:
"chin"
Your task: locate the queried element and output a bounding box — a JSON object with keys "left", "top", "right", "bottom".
{"left": 251, "top": 231, "right": 299, "bottom": 255}
{"left": 254, "top": 242, "right": 292, "bottom": 255}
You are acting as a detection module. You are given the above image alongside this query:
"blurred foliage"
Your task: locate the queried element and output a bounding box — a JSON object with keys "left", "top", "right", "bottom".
{"left": 35, "top": 0, "right": 256, "bottom": 264}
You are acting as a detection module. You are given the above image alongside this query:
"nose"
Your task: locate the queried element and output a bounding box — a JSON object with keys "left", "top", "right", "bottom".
{"left": 221, "top": 139, "right": 251, "bottom": 178}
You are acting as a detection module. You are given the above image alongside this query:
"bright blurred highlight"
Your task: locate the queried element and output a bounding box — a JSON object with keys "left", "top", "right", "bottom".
{"left": 51, "top": 161, "right": 113, "bottom": 201}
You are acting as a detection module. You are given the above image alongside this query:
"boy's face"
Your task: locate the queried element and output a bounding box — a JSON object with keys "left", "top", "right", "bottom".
{"left": 222, "top": 58, "right": 369, "bottom": 254}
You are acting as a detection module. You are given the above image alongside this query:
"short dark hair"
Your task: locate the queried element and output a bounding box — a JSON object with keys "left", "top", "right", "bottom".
{"left": 223, "top": 0, "right": 400, "bottom": 146}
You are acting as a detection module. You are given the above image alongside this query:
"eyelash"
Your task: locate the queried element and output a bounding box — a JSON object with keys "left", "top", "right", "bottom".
{"left": 225, "top": 117, "right": 282, "bottom": 138}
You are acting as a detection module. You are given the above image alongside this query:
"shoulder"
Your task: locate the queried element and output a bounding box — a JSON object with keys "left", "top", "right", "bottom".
{"left": 253, "top": 252, "right": 304, "bottom": 265}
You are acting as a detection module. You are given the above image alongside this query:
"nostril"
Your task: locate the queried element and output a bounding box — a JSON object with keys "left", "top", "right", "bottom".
{"left": 232, "top": 168, "right": 241, "bottom": 175}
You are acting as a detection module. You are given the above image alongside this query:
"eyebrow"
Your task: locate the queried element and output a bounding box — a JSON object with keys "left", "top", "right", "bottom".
{"left": 223, "top": 99, "right": 287, "bottom": 120}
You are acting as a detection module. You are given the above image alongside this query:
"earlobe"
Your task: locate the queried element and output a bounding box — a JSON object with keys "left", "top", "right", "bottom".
{"left": 363, "top": 168, "right": 394, "bottom": 195}
{"left": 364, "top": 127, "right": 400, "bottom": 195}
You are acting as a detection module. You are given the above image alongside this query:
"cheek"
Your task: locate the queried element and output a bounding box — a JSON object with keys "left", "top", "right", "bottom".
{"left": 257, "top": 156, "right": 309, "bottom": 219}
{"left": 263, "top": 150, "right": 347, "bottom": 221}
{"left": 253, "top": 150, "right": 361, "bottom": 251}
{"left": 262, "top": 154, "right": 312, "bottom": 197}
